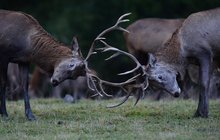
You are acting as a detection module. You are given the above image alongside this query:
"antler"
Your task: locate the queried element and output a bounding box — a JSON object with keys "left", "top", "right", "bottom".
{"left": 85, "top": 13, "right": 131, "bottom": 61}
{"left": 84, "top": 13, "right": 149, "bottom": 106}
{"left": 96, "top": 39, "right": 149, "bottom": 107}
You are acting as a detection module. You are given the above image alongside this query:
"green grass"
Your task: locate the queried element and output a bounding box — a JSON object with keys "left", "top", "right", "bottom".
{"left": 0, "top": 98, "right": 219, "bottom": 140}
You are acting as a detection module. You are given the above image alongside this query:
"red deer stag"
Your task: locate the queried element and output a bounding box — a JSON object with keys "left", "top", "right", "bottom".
{"left": 0, "top": 10, "right": 85, "bottom": 120}
{"left": 0, "top": 11, "right": 145, "bottom": 120}
{"left": 125, "top": 18, "right": 220, "bottom": 100}
{"left": 146, "top": 8, "right": 220, "bottom": 118}
{"left": 124, "top": 18, "right": 186, "bottom": 99}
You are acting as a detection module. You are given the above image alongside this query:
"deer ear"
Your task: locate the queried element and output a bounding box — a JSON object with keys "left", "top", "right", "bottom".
{"left": 147, "top": 53, "right": 156, "bottom": 67}
{"left": 71, "top": 36, "right": 83, "bottom": 57}
{"left": 71, "top": 37, "right": 79, "bottom": 52}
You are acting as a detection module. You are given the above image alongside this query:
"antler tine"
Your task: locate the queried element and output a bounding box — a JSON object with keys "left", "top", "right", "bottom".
{"left": 133, "top": 83, "right": 147, "bottom": 106}
{"left": 86, "top": 72, "right": 144, "bottom": 101}
{"left": 134, "top": 90, "right": 142, "bottom": 106}
{"left": 88, "top": 73, "right": 113, "bottom": 97}
{"left": 86, "top": 74, "right": 95, "bottom": 91}
{"left": 139, "top": 82, "right": 149, "bottom": 103}
{"left": 107, "top": 87, "right": 131, "bottom": 108}
{"left": 88, "top": 72, "right": 141, "bottom": 88}
{"left": 85, "top": 63, "right": 104, "bottom": 97}
{"left": 85, "top": 13, "right": 131, "bottom": 61}
{"left": 85, "top": 63, "right": 95, "bottom": 90}
{"left": 98, "top": 39, "right": 144, "bottom": 76}
{"left": 97, "top": 13, "right": 131, "bottom": 38}
{"left": 98, "top": 82, "right": 113, "bottom": 97}
{"left": 117, "top": 13, "right": 131, "bottom": 24}
{"left": 88, "top": 76, "right": 104, "bottom": 97}
{"left": 105, "top": 52, "right": 121, "bottom": 61}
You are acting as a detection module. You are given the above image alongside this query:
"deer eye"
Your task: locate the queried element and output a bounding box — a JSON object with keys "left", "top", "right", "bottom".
{"left": 158, "top": 75, "right": 163, "bottom": 80}
{"left": 69, "top": 64, "right": 75, "bottom": 68}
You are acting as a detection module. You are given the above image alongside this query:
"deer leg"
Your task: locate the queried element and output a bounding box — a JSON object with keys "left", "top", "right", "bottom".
{"left": 19, "top": 63, "right": 36, "bottom": 121}
{"left": 0, "top": 62, "right": 8, "bottom": 118}
{"left": 194, "top": 55, "right": 211, "bottom": 118}
{"left": 181, "top": 70, "right": 191, "bottom": 99}
{"left": 73, "top": 86, "right": 78, "bottom": 103}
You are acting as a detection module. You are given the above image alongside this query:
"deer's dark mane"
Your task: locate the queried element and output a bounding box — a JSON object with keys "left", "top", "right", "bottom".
{"left": 24, "top": 13, "right": 72, "bottom": 74}
{"left": 156, "top": 29, "right": 184, "bottom": 65}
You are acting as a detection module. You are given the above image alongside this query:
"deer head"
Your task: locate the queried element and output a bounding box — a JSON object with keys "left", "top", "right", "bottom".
{"left": 146, "top": 54, "right": 181, "bottom": 97}
{"left": 52, "top": 13, "right": 148, "bottom": 106}
{"left": 51, "top": 37, "right": 85, "bottom": 86}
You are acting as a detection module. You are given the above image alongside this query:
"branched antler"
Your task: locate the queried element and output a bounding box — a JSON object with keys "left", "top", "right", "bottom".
{"left": 98, "top": 39, "right": 149, "bottom": 107}
{"left": 84, "top": 13, "right": 149, "bottom": 106}
{"left": 85, "top": 13, "right": 131, "bottom": 61}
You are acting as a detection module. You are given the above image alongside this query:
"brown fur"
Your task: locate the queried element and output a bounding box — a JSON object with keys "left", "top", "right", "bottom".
{"left": 0, "top": 10, "right": 85, "bottom": 120}
{"left": 154, "top": 29, "right": 187, "bottom": 80}
{"left": 0, "top": 10, "right": 74, "bottom": 75}
{"left": 30, "top": 33, "right": 72, "bottom": 74}
{"left": 156, "top": 30, "right": 184, "bottom": 65}
{"left": 150, "top": 8, "right": 220, "bottom": 117}
{"left": 124, "top": 18, "right": 184, "bottom": 65}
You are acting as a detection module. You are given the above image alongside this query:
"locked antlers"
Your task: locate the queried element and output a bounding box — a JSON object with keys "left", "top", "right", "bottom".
{"left": 85, "top": 13, "right": 149, "bottom": 107}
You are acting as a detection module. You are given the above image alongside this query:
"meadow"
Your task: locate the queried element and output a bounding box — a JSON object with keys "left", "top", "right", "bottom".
{"left": 0, "top": 98, "right": 219, "bottom": 140}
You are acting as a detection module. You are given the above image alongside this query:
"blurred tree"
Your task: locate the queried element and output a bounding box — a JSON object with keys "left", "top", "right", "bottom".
{"left": 1, "top": 0, "right": 220, "bottom": 81}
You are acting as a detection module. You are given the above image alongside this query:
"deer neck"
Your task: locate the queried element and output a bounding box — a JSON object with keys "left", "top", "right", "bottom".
{"left": 30, "top": 31, "right": 72, "bottom": 75}
{"left": 155, "top": 30, "right": 186, "bottom": 80}
{"left": 156, "top": 29, "right": 185, "bottom": 65}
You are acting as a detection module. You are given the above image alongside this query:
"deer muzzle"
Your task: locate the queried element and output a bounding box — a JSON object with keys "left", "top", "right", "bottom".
{"left": 173, "top": 88, "right": 181, "bottom": 97}
{"left": 51, "top": 78, "right": 59, "bottom": 87}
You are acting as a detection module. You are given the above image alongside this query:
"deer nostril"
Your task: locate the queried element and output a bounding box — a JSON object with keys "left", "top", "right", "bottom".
{"left": 174, "top": 92, "right": 180, "bottom": 98}
{"left": 51, "top": 79, "right": 59, "bottom": 86}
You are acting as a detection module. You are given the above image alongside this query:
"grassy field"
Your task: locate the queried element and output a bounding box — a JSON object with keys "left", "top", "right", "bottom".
{"left": 0, "top": 98, "right": 219, "bottom": 140}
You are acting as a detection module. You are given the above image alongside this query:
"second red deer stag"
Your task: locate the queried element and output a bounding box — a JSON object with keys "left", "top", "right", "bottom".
{"left": 124, "top": 18, "right": 186, "bottom": 99}
{"left": 146, "top": 8, "right": 220, "bottom": 118}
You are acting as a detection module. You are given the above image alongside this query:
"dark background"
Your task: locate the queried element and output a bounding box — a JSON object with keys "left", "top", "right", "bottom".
{"left": 1, "top": 0, "right": 220, "bottom": 82}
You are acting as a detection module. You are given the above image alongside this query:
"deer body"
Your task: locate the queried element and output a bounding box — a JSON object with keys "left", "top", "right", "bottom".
{"left": 0, "top": 10, "right": 85, "bottom": 120}
{"left": 0, "top": 11, "right": 148, "bottom": 119}
{"left": 124, "top": 18, "right": 184, "bottom": 65}
{"left": 148, "top": 8, "right": 220, "bottom": 117}
{"left": 180, "top": 9, "right": 220, "bottom": 60}
{"left": 179, "top": 8, "right": 220, "bottom": 117}
{"left": 0, "top": 10, "right": 84, "bottom": 75}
